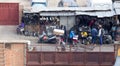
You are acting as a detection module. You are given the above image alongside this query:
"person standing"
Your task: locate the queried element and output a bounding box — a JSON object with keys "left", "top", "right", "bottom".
{"left": 97, "top": 25, "right": 104, "bottom": 45}
{"left": 69, "top": 30, "right": 75, "bottom": 44}
{"left": 91, "top": 26, "right": 98, "bottom": 45}
{"left": 111, "top": 24, "right": 117, "bottom": 41}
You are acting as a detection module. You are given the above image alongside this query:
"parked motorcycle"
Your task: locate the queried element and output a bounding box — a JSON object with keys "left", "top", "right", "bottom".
{"left": 38, "top": 31, "right": 57, "bottom": 44}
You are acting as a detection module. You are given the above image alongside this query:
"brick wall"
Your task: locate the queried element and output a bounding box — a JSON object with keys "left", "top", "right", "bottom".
{"left": 4, "top": 43, "right": 26, "bottom": 66}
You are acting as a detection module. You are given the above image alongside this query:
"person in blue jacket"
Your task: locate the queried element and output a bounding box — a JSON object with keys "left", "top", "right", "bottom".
{"left": 91, "top": 26, "right": 98, "bottom": 45}
{"left": 69, "top": 30, "right": 75, "bottom": 44}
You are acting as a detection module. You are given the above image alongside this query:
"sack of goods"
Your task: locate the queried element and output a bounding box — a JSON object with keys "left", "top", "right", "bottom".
{"left": 53, "top": 29, "right": 64, "bottom": 35}
{"left": 81, "top": 32, "right": 88, "bottom": 37}
{"left": 73, "top": 35, "right": 78, "bottom": 40}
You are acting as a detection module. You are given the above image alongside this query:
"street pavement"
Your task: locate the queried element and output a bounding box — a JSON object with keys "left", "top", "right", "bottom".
{"left": 0, "top": 25, "right": 115, "bottom": 52}
{"left": 0, "top": 25, "right": 38, "bottom": 44}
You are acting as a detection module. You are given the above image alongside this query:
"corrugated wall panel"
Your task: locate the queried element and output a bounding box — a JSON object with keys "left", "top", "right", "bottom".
{"left": 27, "top": 52, "right": 115, "bottom": 66}
{"left": 0, "top": 3, "right": 19, "bottom": 25}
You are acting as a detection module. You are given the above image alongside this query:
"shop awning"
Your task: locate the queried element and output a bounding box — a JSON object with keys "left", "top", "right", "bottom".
{"left": 40, "top": 11, "right": 75, "bottom": 16}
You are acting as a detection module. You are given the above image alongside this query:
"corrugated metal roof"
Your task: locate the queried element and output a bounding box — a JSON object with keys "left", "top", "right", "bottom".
{"left": 114, "top": 1, "right": 120, "bottom": 15}
{"left": 96, "top": 11, "right": 115, "bottom": 17}
{"left": 115, "top": 8, "right": 120, "bottom": 15}
{"left": 39, "top": 10, "right": 115, "bottom": 17}
{"left": 75, "top": 11, "right": 96, "bottom": 16}
{"left": 114, "top": 1, "right": 120, "bottom": 8}
{"left": 32, "top": 0, "right": 46, "bottom": 3}
{"left": 31, "top": 7, "right": 112, "bottom": 12}
{"left": 76, "top": 10, "right": 115, "bottom": 17}
{"left": 40, "top": 11, "right": 75, "bottom": 16}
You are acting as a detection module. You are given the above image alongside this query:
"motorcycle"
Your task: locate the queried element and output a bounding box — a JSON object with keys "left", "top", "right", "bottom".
{"left": 38, "top": 31, "right": 57, "bottom": 44}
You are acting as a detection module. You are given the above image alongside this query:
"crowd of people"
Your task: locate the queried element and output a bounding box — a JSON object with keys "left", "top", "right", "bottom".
{"left": 69, "top": 16, "right": 119, "bottom": 45}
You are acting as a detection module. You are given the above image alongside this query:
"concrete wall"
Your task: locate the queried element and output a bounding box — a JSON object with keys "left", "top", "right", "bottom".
{"left": 60, "top": 16, "right": 75, "bottom": 30}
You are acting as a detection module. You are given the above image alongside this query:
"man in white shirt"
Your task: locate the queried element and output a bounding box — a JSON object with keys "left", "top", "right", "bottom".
{"left": 98, "top": 25, "right": 104, "bottom": 45}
